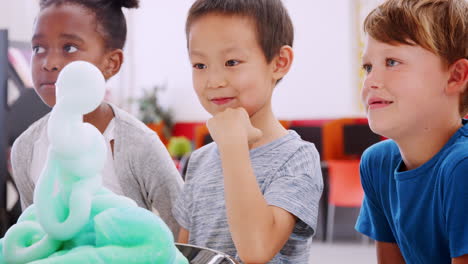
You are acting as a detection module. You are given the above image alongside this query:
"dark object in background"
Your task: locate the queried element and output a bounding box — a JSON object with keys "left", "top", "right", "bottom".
{"left": 7, "top": 89, "right": 50, "bottom": 144}
{"left": 203, "top": 134, "right": 213, "bottom": 146}
{"left": 343, "top": 124, "right": 381, "bottom": 157}
{"left": 289, "top": 125, "right": 323, "bottom": 158}
{"left": 0, "top": 30, "right": 51, "bottom": 236}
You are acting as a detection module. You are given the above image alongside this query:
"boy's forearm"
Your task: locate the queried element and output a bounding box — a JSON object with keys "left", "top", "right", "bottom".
{"left": 453, "top": 255, "right": 468, "bottom": 264}
{"left": 218, "top": 140, "right": 283, "bottom": 262}
{"left": 177, "top": 228, "right": 189, "bottom": 244}
{"left": 376, "top": 241, "right": 406, "bottom": 264}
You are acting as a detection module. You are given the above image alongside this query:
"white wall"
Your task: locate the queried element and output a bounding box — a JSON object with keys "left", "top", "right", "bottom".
{"left": 274, "top": 0, "right": 361, "bottom": 119}
{"left": 0, "top": 1, "right": 38, "bottom": 42}
{"left": 0, "top": 1, "right": 366, "bottom": 122}
{"left": 130, "top": 0, "right": 197, "bottom": 118}
{"left": 130, "top": 0, "right": 365, "bottom": 122}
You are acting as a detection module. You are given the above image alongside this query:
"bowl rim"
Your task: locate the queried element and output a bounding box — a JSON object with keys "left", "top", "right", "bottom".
{"left": 175, "top": 243, "right": 238, "bottom": 263}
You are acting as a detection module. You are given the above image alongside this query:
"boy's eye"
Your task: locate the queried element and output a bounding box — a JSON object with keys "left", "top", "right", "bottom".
{"left": 193, "top": 63, "right": 207, "bottom": 70}
{"left": 64, "top": 45, "right": 78, "bottom": 53}
{"left": 386, "top": 59, "right": 400, "bottom": 67}
{"left": 32, "top": 46, "right": 45, "bottom": 54}
{"left": 225, "top": 60, "right": 240, "bottom": 67}
{"left": 362, "top": 64, "right": 372, "bottom": 73}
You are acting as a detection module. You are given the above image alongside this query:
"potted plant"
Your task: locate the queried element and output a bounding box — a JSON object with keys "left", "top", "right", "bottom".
{"left": 134, "top": 85, "right": 174, "bottom": 144}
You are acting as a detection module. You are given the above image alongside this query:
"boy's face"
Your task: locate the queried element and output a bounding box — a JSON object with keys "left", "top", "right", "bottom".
{"left": 361, "top": 36, "right": 452, "bottom": 139}
{"left": 31, "top": 4, "right": 108, "bottom": 107}
{"left": 188, "top": 14, "right": 277, "bottom": 117}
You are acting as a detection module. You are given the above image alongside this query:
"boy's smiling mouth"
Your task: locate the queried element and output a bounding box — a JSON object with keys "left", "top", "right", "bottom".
{"left": 210, "top": 97, "right": 235, "bottom": 105}
{"left": 367, "top": 97, "right": 394, "bottom": 109}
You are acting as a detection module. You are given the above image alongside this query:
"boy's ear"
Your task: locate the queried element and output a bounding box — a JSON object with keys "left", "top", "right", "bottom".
{"left": 446, "top": 58, "right": 468, "bottom": 95}
{"left": 102, "top": 49, "right": 124, "bottom": 80}
{"left": 271, "top": 45, "right": 294, "bottom": 81}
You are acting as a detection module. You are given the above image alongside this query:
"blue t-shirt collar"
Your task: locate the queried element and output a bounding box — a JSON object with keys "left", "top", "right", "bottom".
{"left": 394, "top": 119, "right": 467, "bottom": 180}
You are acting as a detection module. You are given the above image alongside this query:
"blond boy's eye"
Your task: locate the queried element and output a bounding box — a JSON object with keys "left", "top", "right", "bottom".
{"left": 386, "top": 59, "right": 399, "bottom": 67}
{"left": 225, "top": 60, "right": 239, "bottom": 67}
{"left": 362, "top": 64, "right": 372, "bottom": 73}
{"left": 193, "top": 63, "right": 207, "bottom": 70}
{"left": 32, "top": 46, "right": 45, "bottom": 54}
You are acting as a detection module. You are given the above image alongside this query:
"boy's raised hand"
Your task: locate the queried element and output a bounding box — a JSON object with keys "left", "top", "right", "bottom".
{"left": 206, "top": 108, "right": 262, "bottom": 147}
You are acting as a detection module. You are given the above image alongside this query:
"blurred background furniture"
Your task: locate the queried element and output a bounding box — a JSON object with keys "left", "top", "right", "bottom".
{"left": 321, "top": 118, "right": 381, "bottom": 242}
{"left": 0, "top": 29, "right": 50, "bottom": 236}
{"left": 325, "top": 160, "right": 363, "bottom": 242}
{"left": 194, "top": 124, "right": 211, "bottom": 150}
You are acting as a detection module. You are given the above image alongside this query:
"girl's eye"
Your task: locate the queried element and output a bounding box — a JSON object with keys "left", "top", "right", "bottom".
{"left": 193, "top": 63, "right": 207, "bottom": 70}
{"left": 32, "top": 46, "right": 45, "bottom": 54}
{"left": 225, "top": 60, "right": 240, "bottom": 67}
{"left": 362, "top": 64, "right": 372, "bottom": 73}
{"left": 64, "top": 45, "right": 78, "bottom": 53}
{"left": 386, "top": 58, "right": 400, "bottom": 67}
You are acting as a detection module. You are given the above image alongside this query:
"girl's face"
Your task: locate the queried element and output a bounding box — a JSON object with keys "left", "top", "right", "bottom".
{"left": 31, "top": 3, "right": 109, "bottom": 107}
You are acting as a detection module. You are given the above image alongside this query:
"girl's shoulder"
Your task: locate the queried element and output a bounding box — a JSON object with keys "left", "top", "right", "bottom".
{"left": 110, "top": 104, "right": 155, "bottom": 138}
{"left": 12, "top": 114, "right": 50, "bottom": 152}
{"left": 109, "top": 104, "right": 165, "bottom": 153}
{"left": 11, "top": 114, "right": 50, "bottom": 171}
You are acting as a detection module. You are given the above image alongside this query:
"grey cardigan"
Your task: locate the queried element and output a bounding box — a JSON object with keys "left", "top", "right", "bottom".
{"left": 10, "top": 104, "right": 183, "bottom": 236}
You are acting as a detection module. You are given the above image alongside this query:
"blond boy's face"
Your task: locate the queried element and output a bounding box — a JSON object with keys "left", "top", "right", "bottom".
{"left": 361, "top": 36, "right": 452, "bottom": 139}
{"left": 188, "top": 13, "right": 276, "bottom": 117}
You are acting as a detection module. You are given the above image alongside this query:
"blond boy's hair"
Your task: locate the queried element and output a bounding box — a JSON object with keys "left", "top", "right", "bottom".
{"left": 364, "top": 0, "right": 468, "bottom": 116}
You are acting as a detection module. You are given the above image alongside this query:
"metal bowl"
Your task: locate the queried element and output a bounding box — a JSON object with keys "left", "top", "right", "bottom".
{"left": 175, "top": 243, "right": 239, "bottom": 264}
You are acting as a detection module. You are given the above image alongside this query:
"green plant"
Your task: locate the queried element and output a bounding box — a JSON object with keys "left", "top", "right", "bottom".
{"left": 134, "top": 85, "right": 174, "bottom": 139}
{"left": 167, "top": 137, "right": 192, "bottom": 159}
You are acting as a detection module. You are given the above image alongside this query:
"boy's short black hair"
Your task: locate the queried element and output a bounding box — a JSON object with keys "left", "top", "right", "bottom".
{"left": 39, "top": 0, "right": 139, "bottom": 50}
{"left": 186, "top": 0, "right": 294, "bottom": 63}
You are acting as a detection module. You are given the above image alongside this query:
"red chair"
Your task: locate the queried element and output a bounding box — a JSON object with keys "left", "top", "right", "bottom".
{"left": 326, "top": 160, "right": 364, "bottom": 242}
{"left": 194, "top": 124, "right": 211, "bottom": 149}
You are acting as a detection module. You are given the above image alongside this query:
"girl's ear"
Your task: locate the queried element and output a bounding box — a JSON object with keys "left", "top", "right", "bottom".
{"left": 446, "top": 58, "right": 468, "bottom": 95}
{"left": 102, "top": 49, "right": 124, "bottom": 80}
{"left": 271, "top": 45, "right": 294, "bottom": 82}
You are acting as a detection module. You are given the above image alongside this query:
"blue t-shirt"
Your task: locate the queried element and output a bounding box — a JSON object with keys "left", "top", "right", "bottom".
{"left": 356, "top": 120, "right": 468, "bottom": 263}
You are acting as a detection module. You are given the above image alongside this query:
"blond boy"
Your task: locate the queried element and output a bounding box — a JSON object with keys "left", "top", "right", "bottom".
{"left": 356, "top": 0, "right": 468, "bottom": 263}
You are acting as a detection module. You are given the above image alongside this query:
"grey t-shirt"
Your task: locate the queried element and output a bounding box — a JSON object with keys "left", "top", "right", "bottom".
{"left": 173, "top": 131, "right": 323, "bottom": 263}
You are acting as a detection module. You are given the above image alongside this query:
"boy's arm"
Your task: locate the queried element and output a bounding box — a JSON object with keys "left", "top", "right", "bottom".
{"left": 177, "top": 228, "right": 189, "bottom": 244}
{"left": 453, "top": 255, "right": 468, "bottom": 263}
{"left": 376, "top": 241, "right": 405, "bottom": 264}
{"left": 207, "top": 108, "right": 297, "bottom": 263}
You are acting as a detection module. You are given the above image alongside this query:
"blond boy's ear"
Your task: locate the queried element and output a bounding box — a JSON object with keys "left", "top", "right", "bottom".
{"left": 272, "top": 45, "right": 294, "bottom": 82}
{"left": 446, "top": 58, "right": 468, "bottom": 95}
{"left": 102, "top": 49, "right": 124, "bottom": 80}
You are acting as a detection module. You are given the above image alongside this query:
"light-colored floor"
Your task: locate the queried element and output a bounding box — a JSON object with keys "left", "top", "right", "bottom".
{"left": 309, "top": 242, "right": 376, "bottom": 264}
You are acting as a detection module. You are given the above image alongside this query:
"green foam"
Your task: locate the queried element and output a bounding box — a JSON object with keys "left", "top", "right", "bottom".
{"left": 0, "top": 61, "right": 188, "bottom": 264}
